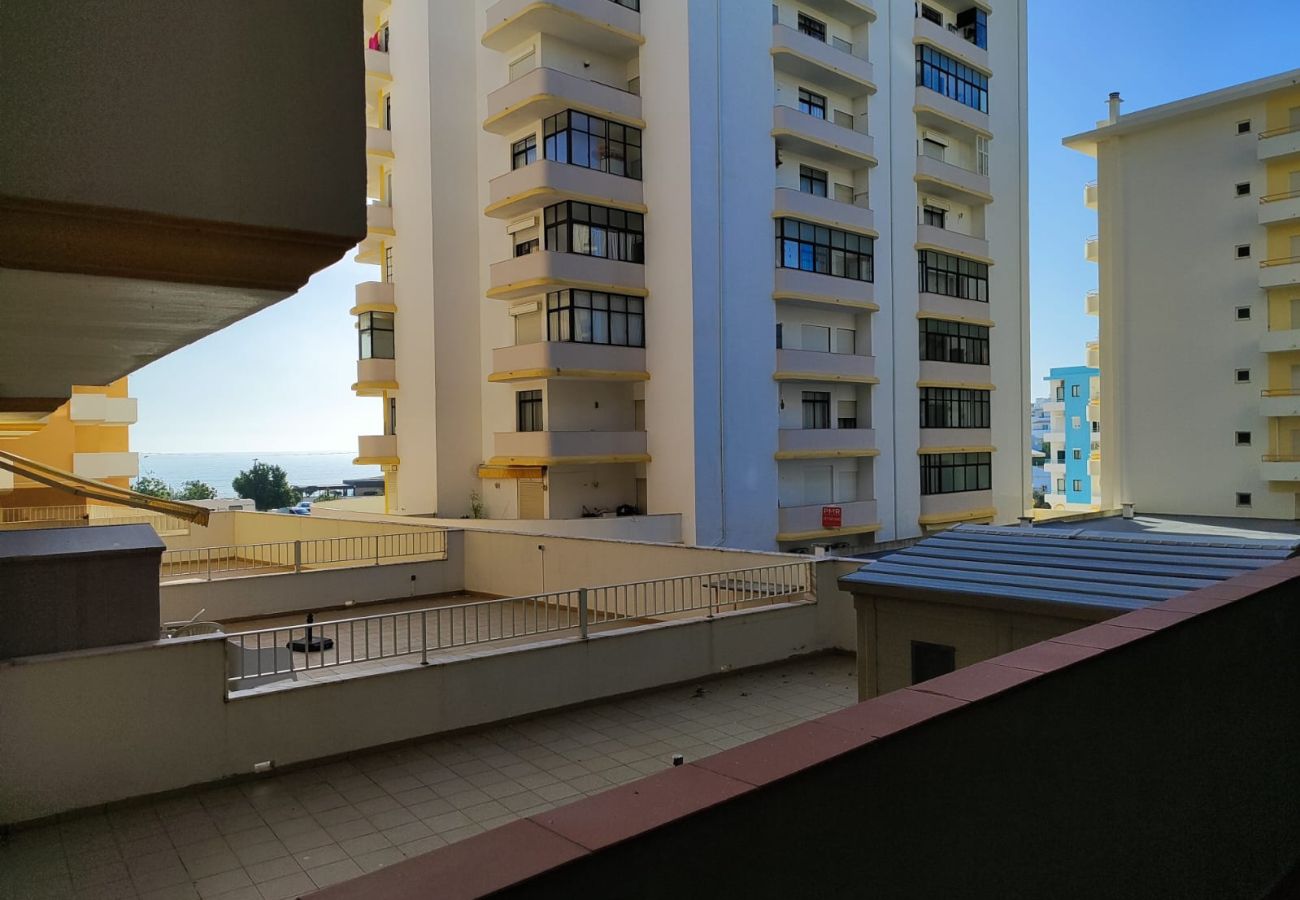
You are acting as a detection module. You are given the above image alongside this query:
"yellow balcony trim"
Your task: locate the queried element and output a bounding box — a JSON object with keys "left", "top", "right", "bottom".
{"left": 769, "top": 208, "right": 878, "bottom": 238}
{"left": 911, "top": 172, "right": 993, "bottom": 204}
{"left": 1261, "top": 255, "right": 1300, "bottom": 268}
{"left": 772, "top": 371, "right": 880, "bottom": 385}
{"left": 918, "top": 506, "right": 997, "bottom": 526}
{"left": 1262, "top": 454, "right": 1300, "bottom": 462}
{"left": 477, "top": 465, "right": 546, "bottom": 479}
{"left": 366, "top": 148, "right": 395, "bottom": 161}
{"left": 1260, "top": 189, "right": 1300, "bottom": 204}
{"left": 349, "top": 302, "right": 398, "bottom": 316}
{"left": 911, "top": 102, "right": 993, "bottom": 139}
{"left": 913, "top": 241, "right": 994, "bottom": 266}
{"left": 1260, "top": 123, "right": 1300, "bottom": 139}
{"left": 352, "top": 379, "right": 399, "bottom": 397}
{"left": 771, "top": 291, "right": 880, "bottom": 312}
{"left": 487, "top": 276, "right": 648, "bottom": 300}
{"left": 365, "top": 69, "right": 394, "bottom": 83}
{"left": 770, "top": 128, "right": 878, "bottom": 166}
{"left": 1261, "top": 388, "right": 1300, "bottom": 397}
{"left": 483, "top": 95, "right": 646, "bottom": 134}
{"left": 776, "top": 522, "right": 883, "bottom": 543}
{"left": 485, "top": 187, "right": 647, "bottom": 218}
{"left": 481, "top": 3, "right": 645, "bottom": 51}
{"left": 487, "top": 367, "right": 650, "bottom": 383}
{"left": 916, "top": 311, "right": 996, "bottom": 328}
{"left": 487, "top": 453, "right": 650, "bottom": 466}
{"left": 918, "top": 445, "right": 996, "bottom": 455}
{"left": 768, "top": 46, "right": 877, "bottom": 94}
{"left": 368, "top": 226, "right": 396, "bottom": 237}
{"left": 917, "top": 380, "right": 996, "bottom": 391}
{"left": 774, "top": 448, "right": 881, "bottom": 460}
{"left": 354, "top": 455, "right": 400, "bottom": 466}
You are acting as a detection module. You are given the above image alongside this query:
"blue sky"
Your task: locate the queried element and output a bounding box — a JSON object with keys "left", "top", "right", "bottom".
{"left": 130, "top": 1, "right": 1298, "bottom": 452}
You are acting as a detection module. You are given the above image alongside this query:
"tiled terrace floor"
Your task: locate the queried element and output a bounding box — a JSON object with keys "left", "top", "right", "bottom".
{"left": 0, "top": 654, "right": 856, "bottom": 900}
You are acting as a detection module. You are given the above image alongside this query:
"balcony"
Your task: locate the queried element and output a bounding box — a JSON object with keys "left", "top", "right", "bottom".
{"left": 1261, "top": 328, "right": 1300, "bottom": 354}
{"left": 1260, "top": 256, "right": 1300, "bottom": 289}
{"left": 1260, "top": 389, "right": 1300, "bottom": 418}
{"left": 67, "top": 394, "right": 138, "bottom": 425}
{"left": 483, "top": 66, "right": 642, "bottom": 135}
{"left": 491, "top": 429, "right": 649, "bottom": 466}
{"left": 488, "top": 251, "right": 645, "bottom": 301}
{"left": 489, "top": 341, "right": 648, "bottom": 382}
{"left": 772, "top": 105, "right": 876, "bottom": 170}
{"left": 914, "top": 88, "right": 989, "bottom": 140}
{"left": 366, "top": 203, "right": 394, "bottom": 235}
{"left": 1085, "top": 290, "right": 1099, "bottom": 316}
{"left": 913, "top": 154, "right": 991, "bottom": 205}
{"left": 773, "top": 267, "right": 876, "bottom": 310}
{"left": 775, "top": 427, "right": 877, "bottom": 460}
{"left": 353, "top": 357, "right": 396, "bottom": 396}
{"left": 1086, "top": 341, "right": 1099, "bottom": 368}
{"left": 486, "top": 160, "right": 644, "bottom": 219}
{"left": 71, "top": 452, "right": 139, "bottom": 480}
{"left": 919, "top": 427, "right": 993, "bottom": 454}
{"left": 364, "top": 48, "right": 391, "bottom": 80}
{"left": 912, "top": 14, "right": 988, "bottom": 73}
{"left": 916, "top": 223, "right": 989, "bottom": 262}
{"left": 918, "top": 489, "right": 995, "bottom": 527}
{"left": 1259, "top": 190, "right": 1300, "bottom": 226}
{"left": 773, "top": 187, "right": 873, "bottom": 234}
{"left": 777, "top": 498, "right": 880, "bottom": 542}
{"left": 365, "top": 125, "right": 393, "bottom": 160}
{"left": 1043, "top": 430, "right": 1065, "bottom": 447}
{"left": 917, "top": 293, "right": 993, "bottom": 325}
{"left": 1084, "top": 181, "right": 1098, "bottom": 210}
{"left": 799, "top": 0, "right": 876, "bottom": 26}
{"left": 919, "top": 359, "right": 992, "bottom": 387}
{"left": 482, "top": 0, "right": 642, "bottom": 58}
{"left": 771, "top": 24, "right": 874, "bottom": 98}
{"left": 351, "top": 280, "right": 395, "bottom": 316}
{"left": 1260, "top": 455, "right": 1300, "bottom": 481}
{"left": 775, "top": 348, "right": 876, "bottom": 384}
{"left": 1085, "top": 235, "right": 1099, "bottom": 263}
{"left": 356, "top": 434, "right": 398, "bottom": 465}
{"left": 1258, "top": 123, "right": 1300, "bottom": 162}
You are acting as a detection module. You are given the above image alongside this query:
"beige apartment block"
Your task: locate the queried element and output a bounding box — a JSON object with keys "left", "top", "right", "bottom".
{"left": 352, "top": 0, "right": 1029, "bottom": 551}
{"left": 1066, "top": 69, "right": 1300, "bottom": 519}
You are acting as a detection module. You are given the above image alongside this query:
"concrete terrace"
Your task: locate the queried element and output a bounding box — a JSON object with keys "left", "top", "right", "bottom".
{"left": 0, "top": 654, "right": 855, "bottom": 900}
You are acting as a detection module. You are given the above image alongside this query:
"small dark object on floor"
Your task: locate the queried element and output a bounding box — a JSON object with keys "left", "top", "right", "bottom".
{"left": 287, "top": 613, "right": 334, "bottom": 652}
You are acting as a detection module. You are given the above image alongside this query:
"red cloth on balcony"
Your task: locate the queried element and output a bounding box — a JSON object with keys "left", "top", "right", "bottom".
{"left": 368, "top": 33, "right": 381, "bottom": 50}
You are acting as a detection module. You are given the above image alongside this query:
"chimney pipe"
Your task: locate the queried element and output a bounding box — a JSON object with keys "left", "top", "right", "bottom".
{"left": 1107, "top": 92, "right": 1123, "bottom": 125}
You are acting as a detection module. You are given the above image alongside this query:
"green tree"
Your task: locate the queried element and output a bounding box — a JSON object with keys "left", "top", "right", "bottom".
{"left": 176, "top": 480, "right": 217, "bottom": 501}
{"left": 133, "top": 474, "right": 173, "bottom": 499}
{"left": 232, "top": 462, "right": 301, "bottom": 511}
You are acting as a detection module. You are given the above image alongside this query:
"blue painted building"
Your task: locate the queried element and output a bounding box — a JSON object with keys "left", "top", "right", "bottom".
{"left": 1044, "top": 366, "right": 1100, "bottom": 508}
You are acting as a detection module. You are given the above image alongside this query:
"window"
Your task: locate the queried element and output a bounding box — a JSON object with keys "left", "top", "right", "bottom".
{"left": 544, "top": 201, "right": 644, "bottom": 263}
{"left": 1092, "top": 421, "right": 1100, "bottom": 433}
{"left": 923, "top": 205, "right": 947, "bottom": 228}
{"left": 1235, "top": 182, "right": 1251, "bottom": 197}
{"left": 1070, "top": 384, "right": 1081, "bottom": 397}
{"left": 1235, "top": 369, "right": 1251, "bottom": 383}
{"left": 776, "top": 322, "right": 783, "bottom": 348}
{"left": 922, "top": 138, "right": 946, "bottom": 161}
{"left": 920, "top": 452, "right": 992, "bottom": 495}
{"left": 910, "top": 641, "right": 955, "bottom": 684}
{"left": 543, "top": 110, "right": 642, "bottom": 179}
{"left": 1236, "top": 431, "right": 1252, "bottom": 446}
{"left": 1056, "top": 450, "right": 1065, "bottom": 463}
{"left": 797, "top": 13, "right": 826, "bottom": 41}
{"left": 1237, "top": 120, "right": 1251, "bottom": 134}
{"left": 956, "top": 7, "right": 988, "bottom": 50}
{"left": 511, "top": 135, "right": 537, "bottom": 170}
{"left": 514, "top": 238, "right": 539, "bottom": 257}
{"left": 1236, "top": 306, "right": 1252, "bottom": 320}
{"left": 517, "top": 390, "right": 543, "bottom": 432}
{"left": 798, "top": 87, "right": 827, "bottom": 119}
{"left": 837, "top": 400, "right": 858, "bottom": 429}
{"left": 358, "top": 311, "right": 394, "bottom": 360}
{"left": 1236, "top": 492, "right": 1252, "bottom": 507}
{"left": 1236, "top": 244, "right": 1251, "bottom": 259}
{"left": 1055, "top": 385, "right": 1064, "bottom": 401}
{"left": 384, "top": 246, "right": 394, "bottom": 283}
{"left": 835, "top": 328, "right": 856, "bottom": 354}
{"left": 546, "top": 290, "right": 644, "bottom": 346}
{"left": 1072, "top": 449, "right": 1082, "bottom": 460}
{"left": 384, "top": 94, "right": 392, "bottom": 130}
{"left": 918, "top": 250, "right": 989, "bottom": 301}
{"left": 802, "top": 324, "right": 831, "bottom": 353}
{"left": 1056, "top": 477, "right": 1065, "bottom": 491}
{"left": 1071, "top": 416, "right": 1081, "bottom": 428}
{"left": 802, "top": 391, "right": 831, "bottom": 429}
{"left": 799, "top": 165, "right": 828, "bottom": 197}
{"left": 919, "top": 4, "right": 943, "bottom": 25}
{"left": 776, "top": 218, "right": 874, "bottom": 282}
{"left": 1072, "top": 479, "right": 1082, "bottom": 492}
{"left": 976, "top": 135, "right": 990, "bottom": 176}
{"left": 919, "top": 388, "right": 991, "bottom": 428}
{"left": 918, "top": 319, "right": 990, "bottom": 365}
{"left": 916, "top": 46, "right": 988, "bottom": 114}
{"left": 386, "top": 398, "right": 397, "bottom": 436}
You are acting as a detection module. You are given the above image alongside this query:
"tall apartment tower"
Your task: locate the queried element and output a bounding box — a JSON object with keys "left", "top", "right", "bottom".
{"left": 352, "top": 0, "right": 1029, "bottom": 551}
{"left": 1065, "top": 70, "right": 1300, "bottom": 520}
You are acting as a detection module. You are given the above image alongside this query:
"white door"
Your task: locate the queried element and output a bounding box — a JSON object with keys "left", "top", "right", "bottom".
{"left": 804, "top": 466, "right": 833, "bottom": 505}
{"left": 1291, "top": 235, "right": 1300, "bottom": 259}
{"left": 835, "top": 468, "right": 857, "bottom": 503}
{"left": 835, "top": 328, "right": 856, "bottom": 354}
{"left": 1289, "top": 170, "right": 1300, "bottom": 194}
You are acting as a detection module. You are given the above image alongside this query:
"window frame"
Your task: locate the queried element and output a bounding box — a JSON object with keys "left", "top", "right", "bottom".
{"left": 545, "top": 290, "right": 645, "bottom": 347}
{"left": 543, "top": 110, "right": 642, "bottom": 180}
{"left": 511, "top": 134, "right": 537, "bottom": 170}
{"left": 919, "top": 387, "right": 991, "bottom": 429}
{"left": 918, "top": 318, "right": 990, "bottom": 365}
{"left": 799, "top": 164, "right": 829, "bottom": 197}
{"left": 544, "top": 201, "right": 645, "bottom": 263}
{"left": 918, "top": 249, "right": 989, "bottom": 302}
{"left": 796, "top": 12, "right": 827, "bottom": 41}
{"left": 776, "top": 218, "right": 874, "bottom": 282}
{"left": 920, "top": 452, "right": 993, "bottom": 495}
{"left": 915, "top": 45, "right": 988, "bottom": 114}
{"left": 516, "top": 390, "right": 543, "bottom": 433}
{"left": 802, "top": 390, "right": 832, "bottom": 430}
{"left": 798, "top": 87, "right": 828, "bottom": 119}
{"left": 357, "top": 310, "right": 395, "bottom": 360}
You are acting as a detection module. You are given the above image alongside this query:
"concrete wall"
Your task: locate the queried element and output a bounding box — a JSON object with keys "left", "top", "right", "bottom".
{"left": 310, "top": 505, "right": 684, "bottom": 543}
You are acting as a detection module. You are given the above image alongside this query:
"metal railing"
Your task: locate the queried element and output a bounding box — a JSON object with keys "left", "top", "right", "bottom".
{"left": 160, "top": 529, "right": 448, "bottom": 581}
{"left": 1260, "top": 388, "right": 1300, "bottom": 397}
{"left": 1259, "top": 123, "right": 1300, "bottom": 140}
{"left": 0, "top": 505, "right": 190, "bottom": 534}
{"left": 1260, "top": 188, "right": 1300, "bottom": 204}
{"left": 1260, "top": 256, "right": 1300, "bottom": 268}
{"left": 225, "top": 561, "right": 811, "bottom": 689}
{"left": 1, "top": 505, "right": 87, "bottom": 526}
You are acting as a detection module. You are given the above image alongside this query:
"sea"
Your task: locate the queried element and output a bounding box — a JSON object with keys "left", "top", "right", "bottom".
{"left": 135, "top": 452, "right": 380, "bottom": 497}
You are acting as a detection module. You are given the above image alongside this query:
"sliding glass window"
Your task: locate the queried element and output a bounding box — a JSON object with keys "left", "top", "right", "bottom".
{"left": 920, "top": 452, "right": 991, "bottom": 495}
{"left": 918, "top": 250, "right": 988, "bottom": 302}
{"left": 919, "top": 387, "right": 990, "bottom": 428}
{"left": 546, "top": 291, "right": 644, "bottom": 347}
{"left": 544, "top": 201, "right": 644, "bottom": 263}
{"left": 776, "top": 218, "right": 873, "bottom": 282}
{"left": 544, "top": 111, "right": 642, "bottom": 180}
{"left": 919, "top": 319, "right": 990, "bottom": 365}
{"left": 358, "top": 311, "right": 394, "bottom": 360}
{"left": 915, "top": 45, "right": 988, "bottom": 113}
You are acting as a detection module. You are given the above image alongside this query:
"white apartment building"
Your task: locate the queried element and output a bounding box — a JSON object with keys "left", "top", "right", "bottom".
{"left": 352, "top": 0, "right": 1029, "bottom": 551}
{"left": 1065, "top": 70, "right": 1300, "bottom": 520}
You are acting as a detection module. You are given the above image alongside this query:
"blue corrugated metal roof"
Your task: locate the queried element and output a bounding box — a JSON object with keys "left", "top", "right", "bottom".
{"left": 840, "top": 524, "right": 1298, "bottom": 611}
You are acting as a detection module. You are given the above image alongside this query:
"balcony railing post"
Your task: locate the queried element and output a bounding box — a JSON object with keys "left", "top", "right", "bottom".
{"left": 293, "top": 540, "right": 302, "bottom": 573}
{"left": 205, "top": 547, "right": 212, "bottom": 582}
{"left": 578, "top": 588, "right": 589, "bottom": 639}
{"left": 420, "top": 611, "right": 429, "bottom": 665}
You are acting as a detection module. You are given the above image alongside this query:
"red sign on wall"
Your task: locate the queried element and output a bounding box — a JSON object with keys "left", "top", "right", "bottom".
{"left": 822, "top": 506, "right": 842, "bottom": 528}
